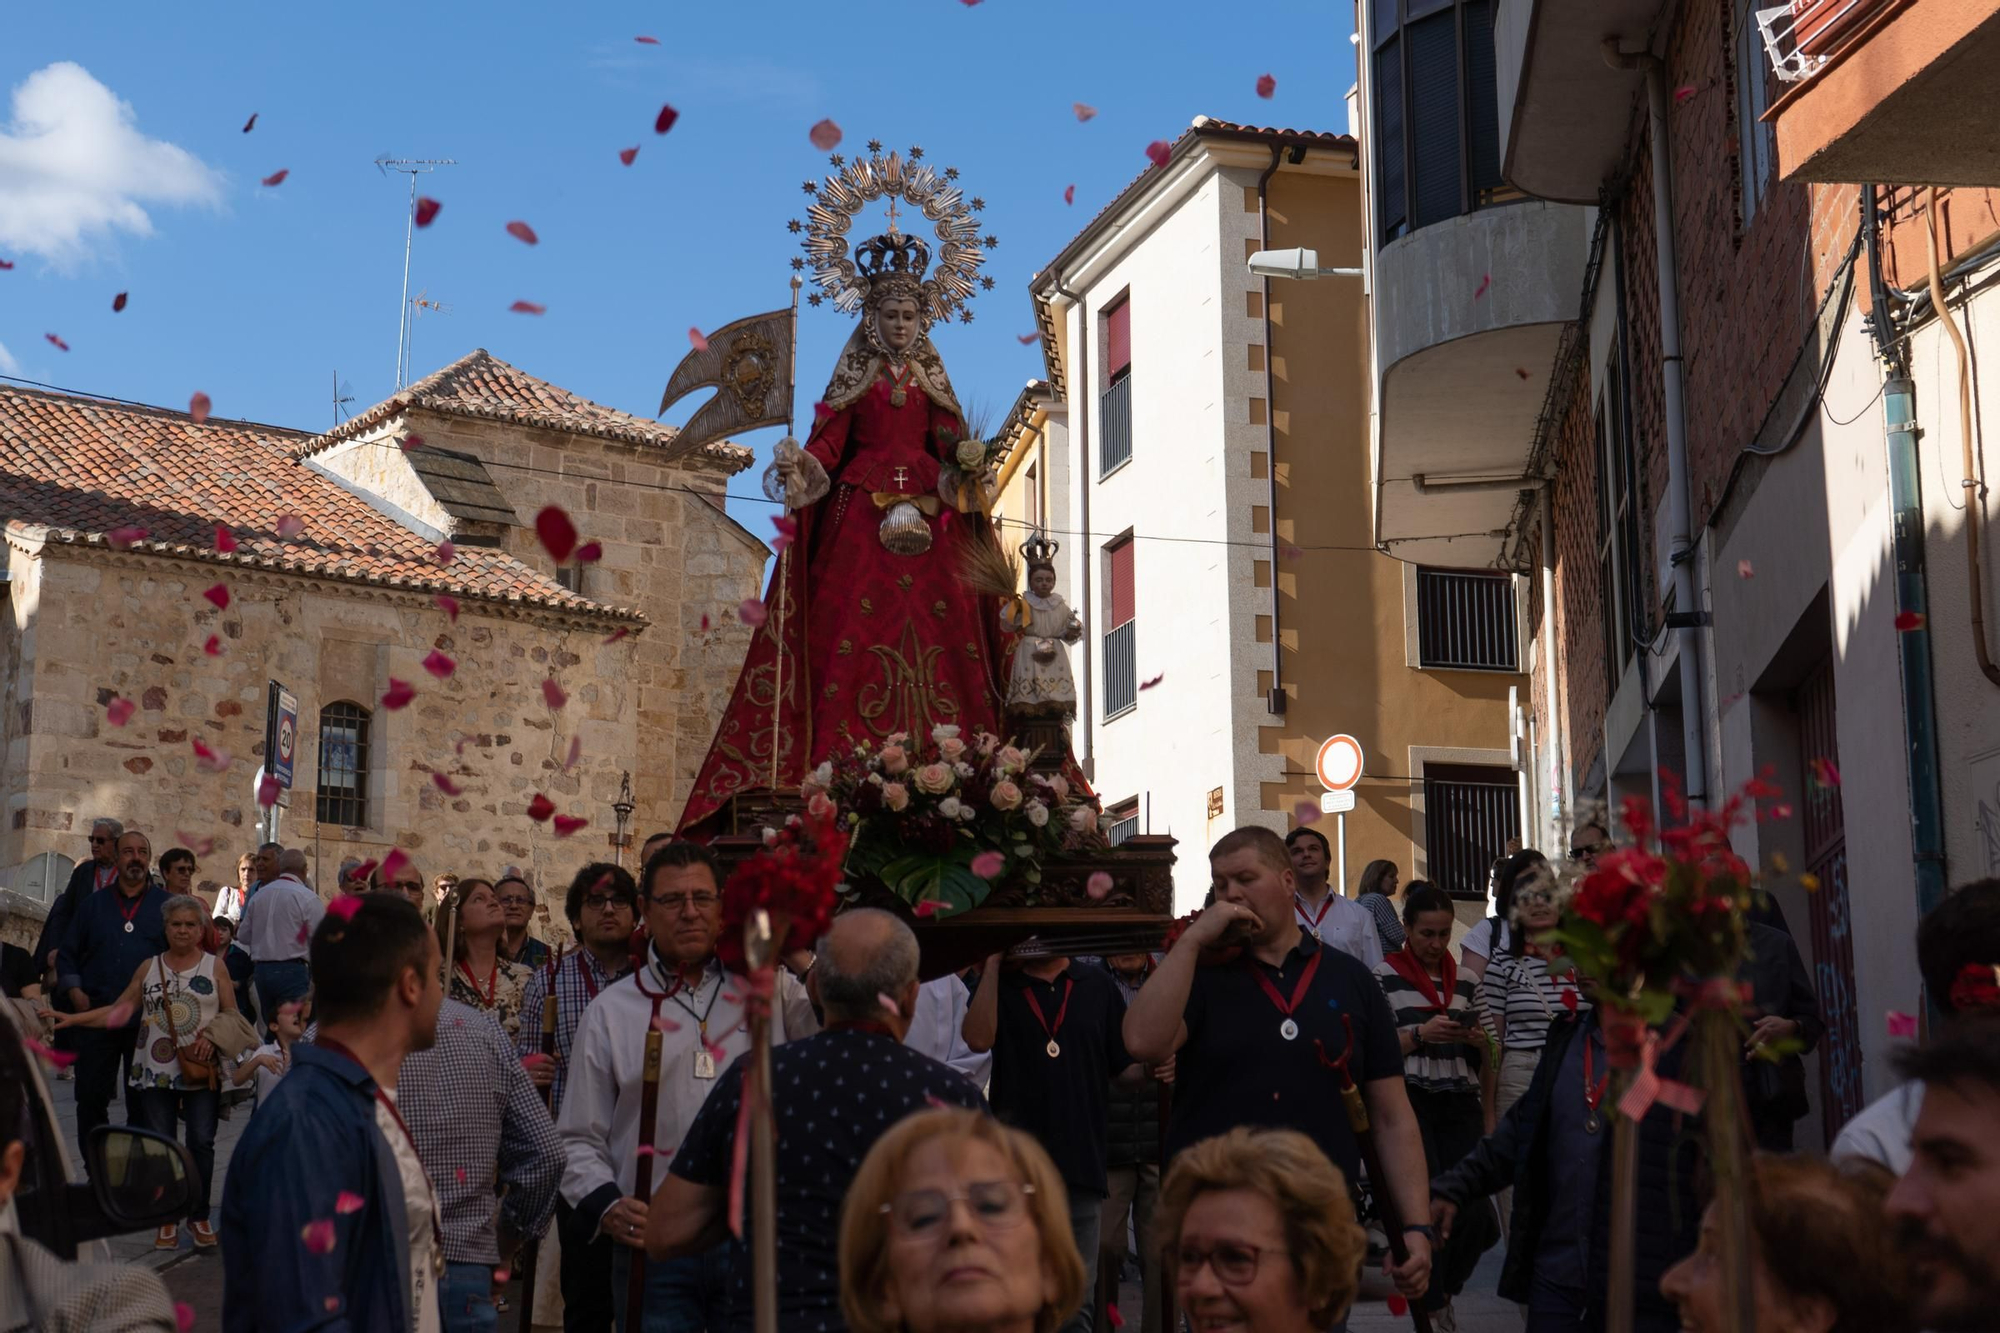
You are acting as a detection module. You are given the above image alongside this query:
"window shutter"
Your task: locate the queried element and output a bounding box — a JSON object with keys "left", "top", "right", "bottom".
{"left": 1108, "top": 540, "right": 1135, "bottom": 627}
{"left": 1373, "top": 41, "right": 1406, "bottom": 241}
{"left": 1464, "top": 0, "right": 1501, "bottom": 195}
{"left": 1105, "top": 300, "right": 1132, "bottom": 379}
{"left": 1408, "top": 11, "right": 1462, "bottom": 229}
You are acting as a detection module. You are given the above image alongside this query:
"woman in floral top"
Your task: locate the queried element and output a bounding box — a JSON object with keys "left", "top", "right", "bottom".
{"left": 440, "top": 876, "right": 531, "bottom": 1040}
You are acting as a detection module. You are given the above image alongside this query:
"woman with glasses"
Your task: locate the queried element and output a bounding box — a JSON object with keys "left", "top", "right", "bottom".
{"left": 438, "top": 877, "right": 531, "bottom": 1040}
{"left": 1156, "top": 1127, "right": 1367, "bottom": 1333}
{"left": 494, "top": 872, "right": 551, "bottom": 969}
{"left": 54, "top": 893, "right": 240, "bottom": 1251}
{"left": 840, "top": 1107, "right": 1085, "bottom": 1333}
{"left": 1478, "top": 851, "right": 1590, "bottom": 1127}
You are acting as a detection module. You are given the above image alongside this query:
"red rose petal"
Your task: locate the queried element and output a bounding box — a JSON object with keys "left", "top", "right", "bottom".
{"left": 175, "top": 831, "right": 217, "bottom": 857}
{"left": 1737, "top": 559, "right": 1755, "bottom": 579}
{"left": 112, "top": 291, "right": 128, "bottom": 312}
{"left": 382, "top": 849, "right": 411, "bottom": 883}
{"left": 192, "top": 738, "right": 231, "bottom": 773}
{"left": 1087, "top": 871, "right": 1114, "bottom": 900}
{"left": 261, "top": 169, "right": 289, "bottom": 187}
{"left": 1064, "top": 184, "right": 1076, "bottom": 205}
{"left": 913, "top": 900, "right": 945, "bottom": 918}
{"left": 433, "top": 594, "right": 460, "bottom": 621}
{"left": 1073, "top": 103, "right": 1097, "bottom": 122}
{"left": 334, "top": 1190, "right": 365, "bottom": 1215}
{"left": 553, "top": 814, "right": 588, "bottom": 838}
{"left": 190, "top": 392, "right": 212, "bottom": 424}
{"left": 400, "top": 432, "right": 426, "bottom": 451}
{"left": 434, "top": 540, "right": 455, "bottom": 565}
{"left": 275, "top": 513, "right": 306, "bottom": 540}
{"left": 1474, "top": 273, "right": 1492, "bottom": 299}
{"left": 1674, "top": 85, "right": 1697, "bottom": 105}
{"left": 215, "top": 524, "right": 237, "bottom": 554}
{"left": 204, "top": 634, "right": 223, "bottom": 656}
{"left": 241, "top": 112, "right": 258, "bottom": 133}
{"left": 536, "top": 506, "right": 579, "bottom": 562}
{"left": 634, "top": 34, "right": 660, "bottom": 43}
{"left": 300, "top": 1219, "right": 336, "bottom": 1254}
{"left": 0, "top": 259, "right": 12, "bottom": 269}
{"left": 1106, "top": 1303, "right": 1125, "bottom": 1329}
{"left": 688, "top": 326, "right": 710, "bottom": 352}
{"left": 604, "top": 628, "right": 630, "bottom": 644}
{"left": 421, "top": 649, "right": 455, "bottom": 680}
{"left": 433, "top": 772, "right": 462, "bottom": 796}
{"left": 650, "top": 1014, "right": 682, "bottom": 1033}
{"left": 575, "top": 541, "right": 603, "bottom": 564}
{"left": 45, "top": 333, "right": 68, "bottom": 352}
{"left": 509, "top": 300, "right": 546, "bottom": 315}
{"left": 1256, "top": 73, "right": 1277, "bottom": 98}
{"left": 258, "top": 773, "right": 280, "bottom": 807}
{"left": 655, "top": 104, "right": 679, "bottom": 134}
{"left": 106, "top": 697, "right": 135, "bottom": 727}
{"left": 1895, "top": 610, "right": 1926, "bottom": 632}
{"left": 1018, "top": 333, "right": 1039, "bottom": 344}
{"left": 527, "top": 793, "right": 556, "bottom": 822}
{"left": 619, "top": 146, "right": 639, "bottom": 166}
{"left": 381, "top": 678, "right": 416, "bottom": 710}
{"left": 25, "top": 1036, "right": 77, "bottom": 1069}
{"left": 738, "top": 597, "right": 768, "bottom": 627}
{"left": 699, "top": 613, "right": 711, "bottom": 632}
{"left": 542, "top": 678, "right": 567, "bottom": 711}
{"left": 1515, "top": 367, "right": 1532, "bottom": 380}
{"left": 202, "top": 583, "right": 231, "bottom": 610}
{"left": 563, "top": 735, "right": 583, "bottom": 771}
{"left": 414, "top": 196, "right": 441, "bottom": 227}
{"left": 809, "top": 118, "right": 843, "bottom": 151}
{"left": 107, "top": 525, "right": 148, "bottom": 550}
{"left": 1145, "top": 140, "right": 1171, "bottom": 167}
{"left": 971, "top": 851, "right": 1006, "bottom": 879}
{"left": 1387, "top": 1296, "right": 1409, "bottom": 1317}
{"left": 176, "top": 1301, "right": 195, "bottom": 1332}
{"left": 1139, "top": 673, "right": 1165, "bottom": 690}
{"left": 505, "top": 220, "right": 539, "bottom": 245}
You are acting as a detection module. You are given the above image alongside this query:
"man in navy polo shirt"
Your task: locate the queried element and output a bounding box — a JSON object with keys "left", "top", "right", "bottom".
{"left": 1125, "top": 825, "right": 1434, "bottom": 1308}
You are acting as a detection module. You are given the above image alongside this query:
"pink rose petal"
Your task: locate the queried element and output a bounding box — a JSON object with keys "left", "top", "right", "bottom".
{"left": 433, "top": 594, "right": 459, "bottom": 621}
{"left": 1074, "top": 102, "right": 1097, "bottom": 122}
{"left": 809, "top": 118, "right": 843, "bottom": 151}
{"left": 1106, "top": 1303, "right": 1126, "bottom": 1329}
{"left": 421, "top": 649, "right": 455, "bottom": 679}
{"left": 1255, "top": 73, "right": 1276, "bottom": 98}
{"left": 175, "top": 830, "right": 216, "bottom": 857}
{"left": 1887, "top": 1010, "right": 1918, "bottom": 1039}
{"left": 506, "top": 220, "right": 539, "bottom": 245}
{"left": 414, "top": 196, "right": 441, "bottom": 227}
{"left": 604, "top": 628, "right": 630, "bottom": 644}
{"left": 634, "top": 35, "right": 660, "bottom": 44}
{"left": 327, "top": 895, "right": 363, "bottom": 921}
{"left": 401, "top": 432, "right": 426, "bottom": 451}
{"left": 1738, "top": 559, "right": 1754, "bottom": 579}
{"left": 202, "top": 583, "right": 230, "bottom": 611}
{"left": 971, "top": 851, "right": 1006, "bottom": 879}
{"left": 655, "top": 104, "right": 679, "bottom": 134}
{"left": 214, "top": 524, "right": 237, "bottom": 554}
{"left": 107, "top": 525, "right": 148, "bottom": 550}
{"left": 1145, "top": 140, "right": 1171, "bottom": 167}
{"left": 1474, "top": 273, "right": 1492, "bottom": 299}
{"left": 619, "top": 147, "right": 639, "bottom": 166}
{"left": 1018, "top": 333, "right": 1039, "bottom": 344}
{"left": 510, "top": 300, "right": 546, "bottom": 315}
{"left": 650, "top": 1014, "right": 683, "bottom": 1033}
{"left": 381, "top": 678, "right": 416, "bottom": 710}
{"left": 45, "top": 333, "right": 69, "bottom": 352}
{"left": 300, "top": 1219, "right": 336, "bottom": 1254}
{"left": 1086, "top": 871, "right": 1114, "bottom": 900}
{"left": 258, "top": 773, "right": 281, "bottom": 807}
{"left": 204, "top": 635, "right": 223, "bottom": 656}
{"left": 542, "top": 678, "right": 567, "bottom": 711}
{"left": 433, "top": 772, "right": 462, "bottom": 796}
{"left": 535, "top": 506, "right": 579, "bottom": 562}
{"left": 335, "top": 1189, "right": 365, "bottom": 1215}
{"left": 1139, "top": 673, "right": 1165, "bottom": 691}
{"left": 107, "top": 696, "right": 136, "bottom": 726}
{"left": 190, "top": 392, "right": 212, "bottom": 424}
{"left": 876, "top": 992, "right": 902, "bottom": 1018}
{"left": 1064, "top": 184, "right": 1076, "bottom": 205}
{"left": 276, "top": 513, "right": 306, "bottom": 540}
{"left": 1674, "top": 84, "right": 1697, "bottom": 105}
{"left": 261, "top": 169, "right": 289, "bottom": 187}
{"left": 434, "top": 540, "right": 455, "bottom": 565}
{"left": 192, "top": 738, "right": 231, "bottom": 773}
{"left": 527, "top": 793, "right": 556, "bottom": 822}
{"left": 176, "top": 1301, "right": 195, "bottom": 1332}
{"left": 381, "top": 849, "right": 410, "bottom": 883}
{"left": 553, "top": 814, "right": 588, "bottom": 838}
{"left": 1293, "top": 799, "right": 1321, "bottom": 826}
{"left": 563, "top": 736, "right": 583, "bottom": 771}
{"left": 25, "top": 1036, "right": 76, "bottom": 1069}
{"left": 913, "top": 900, "right": 944, "bottom": 918}
{"left": 688, "top": 326, "right": 710, "bottom": 352}
{"left": 738, "top": 598, "right": 768, "bottom": 627}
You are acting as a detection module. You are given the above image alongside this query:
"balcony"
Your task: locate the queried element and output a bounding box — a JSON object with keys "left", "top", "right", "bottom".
{"left": 1493, "top": 0, "right": 1666, "bottom": 203}
{"left": 1765, "top": 0, "right": 2000, "bottom": 186}
{"left": 1372, "top": 200, "right": 1591, "bottom": 567}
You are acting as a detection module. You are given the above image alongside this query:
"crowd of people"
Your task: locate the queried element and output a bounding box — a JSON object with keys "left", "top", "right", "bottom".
{"left": 2, "top": 811, "right": 1996, "bottom": 1333}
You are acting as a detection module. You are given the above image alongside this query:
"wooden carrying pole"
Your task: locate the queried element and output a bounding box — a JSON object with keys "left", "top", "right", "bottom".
{"left": 626, "top": 1029, "right": 664, "bottom": 1333}
{"left": 747, "top": 910, "right": 780, "bottom": 1333}
{"left": 1324, "top": 1018, "right": 1433, "bottom": 1333}
{"left": 769, "top": 278, "right": 803, "bottom": 793}
{"left": 514, "top": 946, "right": 564, "bottom": 1331}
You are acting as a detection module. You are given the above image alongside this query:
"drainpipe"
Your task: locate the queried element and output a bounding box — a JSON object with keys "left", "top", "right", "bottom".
{"left": 1054, "top": 279, "right": 1094, "bottom": 780}
{"left": 1540, "top": 483, "right": 1565, "bottom": 848}
{"left": 1257, "top": 144, "right": 1288, "bottom": 715}
{"left": 1604, "top": 42, "right": 1709, "bottom": 809}
{"left": 1865, "top": 183, "right": 1950, "bottom": 921}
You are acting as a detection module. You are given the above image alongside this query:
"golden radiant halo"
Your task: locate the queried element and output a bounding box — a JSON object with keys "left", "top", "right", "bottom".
{"left": 790, "top": 143, "right": 997, "bottom": 324}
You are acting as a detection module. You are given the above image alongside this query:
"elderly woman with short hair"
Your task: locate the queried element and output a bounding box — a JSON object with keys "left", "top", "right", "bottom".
{"left": 841, "top": 1107, "right": 1085, "bottom": 1333}
{"left": 56, "top": 893, "right": 238, "bottom": 1251}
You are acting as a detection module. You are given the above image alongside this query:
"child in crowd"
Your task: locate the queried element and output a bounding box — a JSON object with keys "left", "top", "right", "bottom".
{"left": 233, "top": 997, "right": 303, "bottom": 1105}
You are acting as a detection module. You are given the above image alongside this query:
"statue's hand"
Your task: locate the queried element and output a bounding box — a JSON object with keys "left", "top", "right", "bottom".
{"left": 762, "top": 437, "right": 830, "bottom": 509}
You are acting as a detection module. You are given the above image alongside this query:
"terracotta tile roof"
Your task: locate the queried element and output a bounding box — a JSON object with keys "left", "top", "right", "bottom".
{"left": 0, "top": 384, "right": 639, "bottom": 623}
{"left": 293, "top": 349, "right": 756, "bottom": 471}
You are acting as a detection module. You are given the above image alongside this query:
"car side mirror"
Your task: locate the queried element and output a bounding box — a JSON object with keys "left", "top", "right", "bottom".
{"left": 83, "top": 1125, "right": 195, "bottom": 1234}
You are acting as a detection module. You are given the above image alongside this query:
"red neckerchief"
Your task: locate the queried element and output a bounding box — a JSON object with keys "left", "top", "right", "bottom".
{"left": 1023, "top": 977, "right": 1075, "bottom": 1047}
{"left": 1246, "top": 946, "right": 1323, "bottom": 1023}
{"left": 95, "top": 863, "right": 118, "bottom": 891}
{"left": 1384, "top": 945, "right": 1458, "bottom": 1014}
{"left": 457, "top": 959, "right": 498, "bottom": 1006}
{"left": 826, "top": 1019, "right": 897, "bottom": 1038}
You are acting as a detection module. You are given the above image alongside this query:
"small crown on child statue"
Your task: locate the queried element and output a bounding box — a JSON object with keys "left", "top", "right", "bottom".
{"left": 856, "top": 232, "right": 932, "bottom": 285}
{"left": 1019, "top": 529, "right": 1060, "bottom": 567}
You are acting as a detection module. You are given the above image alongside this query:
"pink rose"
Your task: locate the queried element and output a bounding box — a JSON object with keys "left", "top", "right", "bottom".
{"left": 882, "top": 782, "right": 910, "bottom": 812}
{"left": 939, "top": 737, "right": 967, "bottom": 762}
{"left": 880, "top": 744, "right": 910, "bottom": 775}
{"left": 914, "top": 763, "right": 954, "bottom": 795}
{"left": 996, "top": 745, "right": 1027, "bottom": 774}
{"left": 1050, "top": 775, "right": 1071, "bottom": 801}
{"left": 1069, "top": 805, "right": 1099, "bottom": 833}
{"left": 806, "top": 791, "right": 836, "bottom": 820}
{"left": 990, "top": 780, "right": 1022, "bottom": 811}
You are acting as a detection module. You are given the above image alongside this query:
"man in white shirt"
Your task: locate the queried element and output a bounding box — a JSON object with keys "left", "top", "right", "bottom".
{"left": 236, "top": 848, "right": 325, "bottom": 1022}
{"left": 1283, "top": 827, "right": 1384, "bottom": 969}
{"left": 903, "top": 971, "right": 991, "bottom": 1089}
{"left": 557, "top": 842, "right": 816, "bottom": 1333}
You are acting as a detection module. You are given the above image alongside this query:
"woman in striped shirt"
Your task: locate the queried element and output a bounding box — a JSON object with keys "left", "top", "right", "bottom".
{"left": 1478, "top": 852, "right": 1591, "bottom": 1125}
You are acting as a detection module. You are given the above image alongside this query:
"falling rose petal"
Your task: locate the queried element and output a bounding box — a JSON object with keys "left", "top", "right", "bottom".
{"left": 1386, "top": 1296, "right": 1410, "bottom": 1318}
{"left": 381, "top": 678, "right": 416, "bottom": 710}
{"left": 202, "top": 583, "right": 231, "bottom": 611}
{"left": 107, "top": 525, "right": 148, "bottom": 549}
{"left": 332, "top": 1190, "right": 366, "bottom": 1216}
{"left": 1887, "top": 1010, "right": 1919, "bottom": 1039}
{"left": 688, "top": 326, "right": 710, "bottom": 352}
{"left": 175, "top": 831, "right": 217, "bottom": 857}
{"left": 1064, "top": 184, "right": 1076, "bottom": 206}
{"left": 1811, "top": 756, "right": 1842, "bottom": 787}
{"left": 876, "top": 992, "right": 902, "bottom": 1018}
{"left": 433, "top": 773, "right": 462, "bottom": 796}
{"left": 434, "top": 540, "right": 455, "bottom": 565}
{"left": 1017, "top": 333, "right": 1041, "bottom": 345}
{"left": 1674, "top": 84, "right": 1697, "bottom": 105}
{"left": 493, "top": 1268, "right": 511, "bottom": 1284}
{"left": 24, "top": 1037, "right": 76, "bottom": 1069}
{"left": 634, "top": 34, "right": 660, "bottom": 44}
{"left": 112, "top": 290, "right": 128, "bottom": 312}
{"left": 0, "top": 259, "right": 12, "bottom": 269}
{"left": 1474, "top": 273, "right": 1492, "bottom": 299}
{"left": 655, "top": 104, "right": 679, "bottom": 134}
{"left": 1086, "top": 872, "right": 1114, "bottom": 900}
{"left": 414, "top": 196, "right": 441, "bottom": 227}
{"left": 261, "top": 169, "right": 289, "bottom": 187}
{"left": 104, "top": 1001, "right": 136, "bottom": 1028}
{"left": 913, "top": 899, "right": 944, "bottom": 918}
{"left": 400, "top": 432, "right": 426, "bottom": 451}
{"left": 542, "top": 678, "right": 567, "bottom": 711}
{"left": 241, "top": 112, "right": 258, "bottom": 133}
{"left": 276, "top": 513, "right": 306, "bottom": 540}
{"left": 1734, "top": 559, "right": 1755, "bottom": 580}
{"left": 1255, "top": 73, "right": 1277, "bottom": 99}
{"left": 45, "top": 333, "right": 68, "bottom": 352}
{"left": 635, "top": 1145, "right": 672, "bottom": 1158}
{"left": 563, "top": 735, "right": 583, "bottom": 772}
{"left": 1281, "top": 543, "right": 1304, "bottom": 560}
{"left": 300, "top": 1219, "right": 337, "bottom": 1254}
{"left": 506, "top": 220, "right": 539, "bottom": 245}
{"left": 650, "top": 1013, "right": 683, "bottom": 1033}
{"left": 1515, "top": 367, "right": 1532, "bottom": 380}
{"left": 190, "top": 392, "right": 212, "bottom": 424}
{"left": 1073, "top": 102, "right": 1097, "bottom": 122}
{"left": 1560, "top": 988, "right": 1580, "bottom": 1013}
{"left": 421, "top": 650, "right": 455, "bottom": 680}
{"left": 258, "top": 773, "right": 281, "bottom": 807}
{"left": 528, "top": 793, "right": 556, "bottom": 822}
{"left": 106, "top": 696, "right": 136, "bottom": 727}
{"left": 324, "top": 1299, "right": 340, "bottom": 1314}
{"left": 809, "top": 119, "right": 843, "bottom": 151}
{"left": 971, "top": 850, "right": 1006, "bottom": 879}
{"left": 554, "top": 814, "right": 588, "bottom": 838}
{"left": 1895, "top": 610, "right": 1926, "bottom": 632}
{"left": 1144, "top": 140, "right": 1171, "bottom": 167}
{"left": 192, "top": 739, "right": 231, "bottom": 773}
{"left": 176, "top": 1302, "right": 195, "bottom": 1333}
{"left": 536, "top": 506, "right": 579, "bottom": 562}
{"left": 381, "top": 849, "right": 411, "bottom": 883}
{"left": 604, "top": 628, "right": 630, "bottom": 645}
{"left": 1106, "top": 1303, "right": 1126, "bottom": 1330}
{"left": 509, "top": 300, "right": 547, "bottom": 316}
{"left": 738, "top": 597, "right": 769, "bottom": 628}
{"left": 204, "top": 634, "right": 223, "bottom": 656}
{"left": 323, "top": 896, "right": 362, "bottom": 925}
{"left": 1293, "top": 799, "right": 1321, "bottom": 826}
{"left": 619, "top": 146, "right": 639, "bottom": 166}
{"left": 214, "top": 524, "right": 238, "bottom": 554}
{"left": 575, "top": 541, "right": 604, "bottom": 564}
{"left": 1139, "top": 673, "right": 1165, "bottom": 691}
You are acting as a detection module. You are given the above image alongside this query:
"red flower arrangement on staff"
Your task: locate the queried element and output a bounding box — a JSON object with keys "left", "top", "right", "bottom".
{"left": 717, "top": 806, "right": 850, "bottom": 974}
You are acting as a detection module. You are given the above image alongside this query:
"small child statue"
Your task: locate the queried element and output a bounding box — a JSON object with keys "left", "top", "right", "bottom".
{"left": 1001, "top": 532, "right": 1084, "bottom": 719}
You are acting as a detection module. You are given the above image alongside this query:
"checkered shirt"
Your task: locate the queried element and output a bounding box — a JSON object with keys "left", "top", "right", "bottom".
{"left": 516, "top": 947, "right": 630, "bottom": 1117}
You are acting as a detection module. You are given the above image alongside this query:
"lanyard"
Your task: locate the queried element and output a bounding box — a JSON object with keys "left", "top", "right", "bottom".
{"left": 579, "top": 954, "right": 603, "bottom": 1004}
{"left": 1247, "top": 948, "right": 1323, "bottom": 1042}
{"left": 1293, "top": 892, "right": 1334, "bottom": 931}
{"left": 114, "top": 889, "right": 146, "bottom": 929}
{"left": 1582, "top": 1031, "right": 1611, "bottom": 1131}
{"left": 1023, "top": 978, "right": 1073, "bottom": 1043}
{"left": 457, "top": 959, "right": 498, "bottom": 1006}
{"left": 313, "top": 1037, "right": 446, "bottom": 1276}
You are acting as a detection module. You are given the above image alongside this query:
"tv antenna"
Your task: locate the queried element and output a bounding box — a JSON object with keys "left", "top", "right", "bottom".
{"left": 376, "top": 155, "right": 455, "bottom": 389}
{"left": 331, "top": 372, "right": 356, "bottom": 428}
{"left": 405, "top": 289, "right": 452, "bottom": 381}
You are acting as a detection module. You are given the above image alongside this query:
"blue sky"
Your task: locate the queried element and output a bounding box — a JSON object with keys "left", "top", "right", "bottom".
{"left": 0, "top": 1, "right": 1357, "bottom": 532}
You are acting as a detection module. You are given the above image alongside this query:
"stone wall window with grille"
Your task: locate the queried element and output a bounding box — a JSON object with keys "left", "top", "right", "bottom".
{"left": 316, "top": 701, "right": 371, "bottom": 828}
{"left": 1103, "top": 537, "right": 1137, "bottom": 718}
{"left": 1416, "top": 568, "right": 1518, "bottom": 671}
{"left": 1371, "top": 0, "right": 1506, "bottom": 246}
{"left": 1100, "top": 297, "right": 1133, "bottom": 476}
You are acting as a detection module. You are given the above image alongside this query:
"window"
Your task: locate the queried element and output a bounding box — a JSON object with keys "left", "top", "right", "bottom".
{"left": 555, "top": 565, "right": 583, "bottom": 594}
{"left": 1416, "top": 568, "right": 1518, "bottom": 670}
{"left": 1422, "top": 762, "right": 1520, "bottom": 898}
{"left": 1106, "top": 799, "right": 1140, "bottom": 846}
{"left": 1595, "top": 344, "right": 1642, "bottom": 690}
{"left": 1737, "top": 0, "right": 1777, "bottom": 226}
{"left": 1103, "top": 538, "right": 1137, "bottom": 717}
{"left": 1372, "top": 0, "right": 1507, "bottom": 245}
{"left": 1025, "top": 461, "right": 1043, "bottom": 532}
{"left": 1100, "top": 298, "right": 1133, "bottom": 475}
{"left": 15, "top": 851, "right": 75, "bottom": 906}
{"left": 316, "top": 701, "right": 371, "bottom": 828}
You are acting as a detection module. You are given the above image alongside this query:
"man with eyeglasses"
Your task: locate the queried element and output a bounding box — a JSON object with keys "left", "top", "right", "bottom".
{"left": 384, "top": 862, "right": 431, "bottom": 915}
{"left": 559, "top": 842, "right": 819, "bottom": 1333}
{"left": 496, "top": 871, "right": 551, "bottom": 970}
{"left": 33, "top": 818, "right": 123, "bottom": 985}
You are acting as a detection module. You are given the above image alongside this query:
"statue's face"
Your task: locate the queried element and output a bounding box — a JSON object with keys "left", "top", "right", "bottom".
{"left": 1030, "top": 566, "right": 1056, "bottom": 597}
{"left": 875, "top": 297, "right": 920, "bottom": 354}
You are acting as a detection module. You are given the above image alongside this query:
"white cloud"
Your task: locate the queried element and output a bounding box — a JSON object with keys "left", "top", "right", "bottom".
{"left": 0, "top": 342, "right": 17, "bottom": 375}
{"left": 0, "top": 62, "right": 222, "bottom": 267}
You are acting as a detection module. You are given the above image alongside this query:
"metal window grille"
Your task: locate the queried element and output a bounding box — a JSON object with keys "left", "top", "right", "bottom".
{"left": 1416, "top": 569, "right": 1518, "bottom": 671}
{"left": 1103, "top": 621, "right": 1137, "bottom": 718}
{"left": 1422, "top": 764, "right": 1520, "bottom": 898}
{"left": 1107, "top": 804, "right": 1140, "bottom": 846}
{"left": 1100, "top": 375, "right": 1132, "bottom": 476}
{"left": 316, "top": 701, "right": 371, "bottom": 828}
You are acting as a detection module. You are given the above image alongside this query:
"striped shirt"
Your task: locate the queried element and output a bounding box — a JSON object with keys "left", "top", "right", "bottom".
{"left": 1373, "top": 959, "right": 1481, "bottom": 1093}
{"left": 1481, "top": 949, "right": 1592, "bottom": 1050}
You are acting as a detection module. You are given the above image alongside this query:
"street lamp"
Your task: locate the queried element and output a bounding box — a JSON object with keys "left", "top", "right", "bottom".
{"left": 611, "top": 771, "right": 635, "bottom": 867}
{"left": 1246, "top": 247, "right": 1363, "bottom": 280}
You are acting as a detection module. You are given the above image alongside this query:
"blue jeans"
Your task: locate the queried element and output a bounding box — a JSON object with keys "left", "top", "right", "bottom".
{"left": 1065, "top": 1186, "right": 1104, "bottom": 1333}
{"left": 441, "top": 1261, "right": 498, "bottom": 1333}
{"left": 128, "top": 1085, "right": 219, "bottom": 1221}
{"left": 254, "top": 959, "right": 311, "bottom": 1026}
{"left": 610, "top": 1242, "right": 730, "bottom": 1333}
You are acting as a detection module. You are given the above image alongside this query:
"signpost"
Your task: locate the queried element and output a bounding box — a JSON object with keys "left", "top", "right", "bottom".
{"left": 263, "top": 682, "right": 298, "bottom": 843}
{"left": 1314, "top": 734, "right": 1364, "bottom": 894}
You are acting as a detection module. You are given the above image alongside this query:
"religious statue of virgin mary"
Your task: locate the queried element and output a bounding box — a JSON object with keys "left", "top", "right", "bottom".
{"left": 678, "top": 146, "right": 1014, "bottom": 837}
